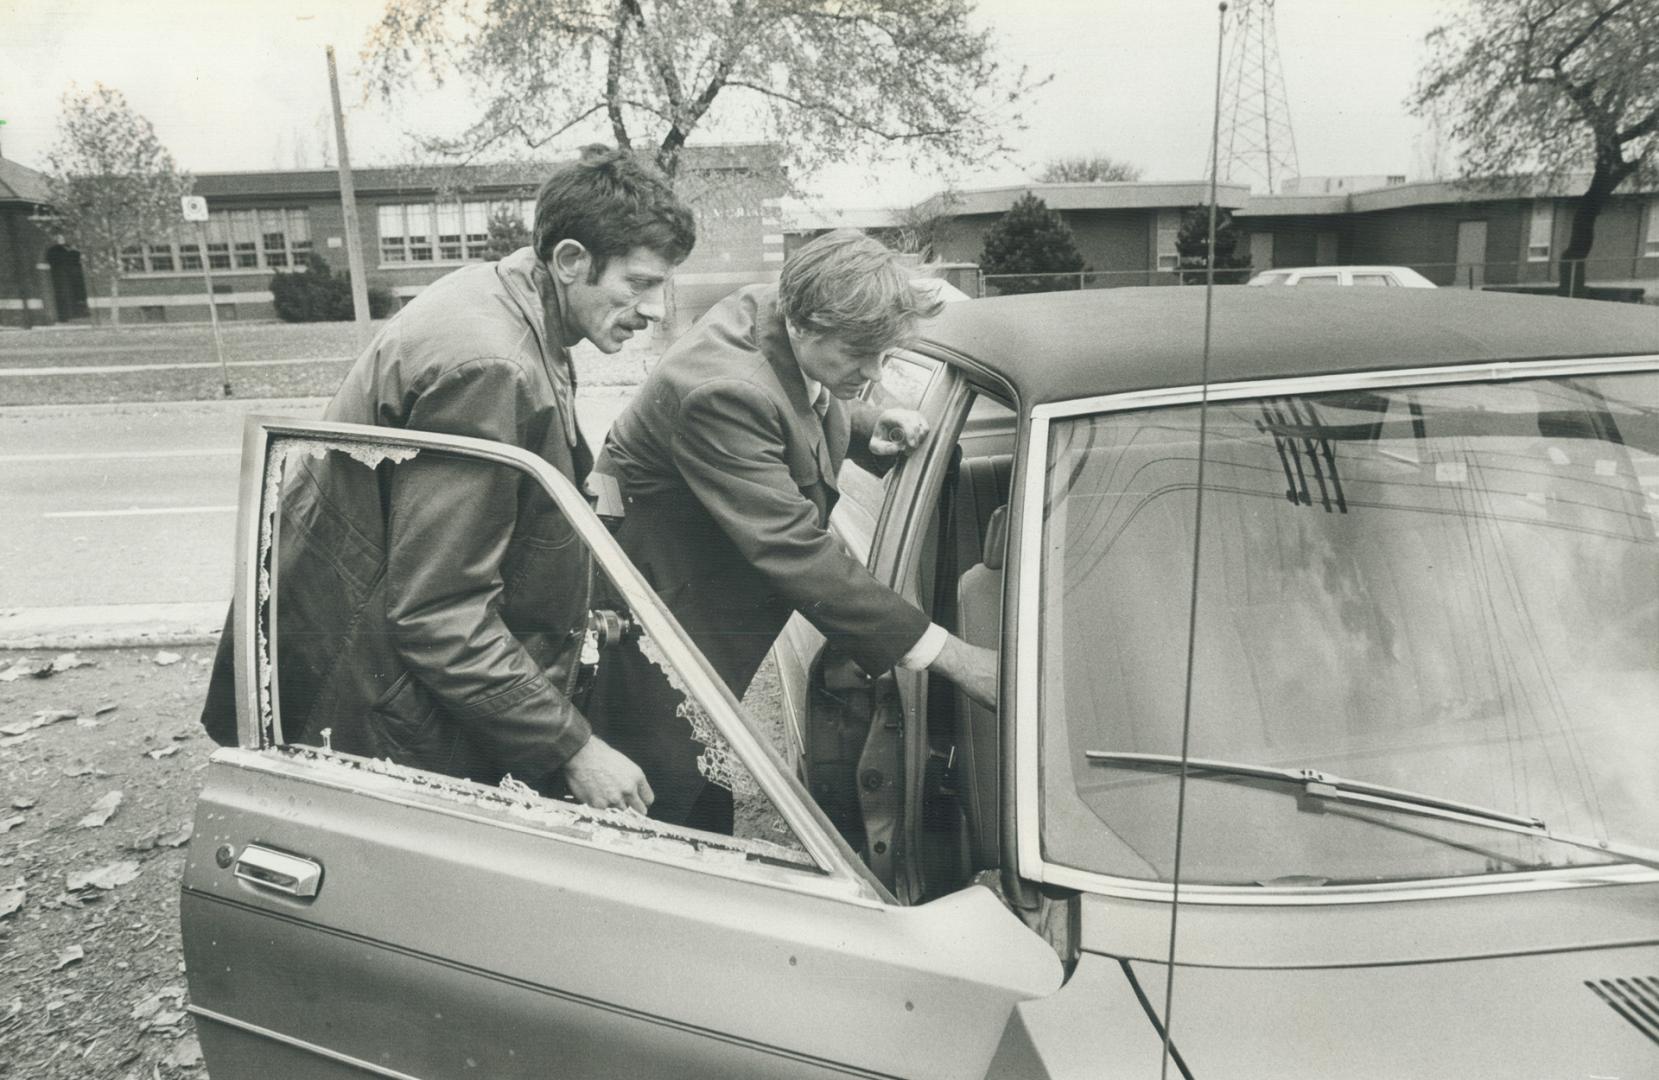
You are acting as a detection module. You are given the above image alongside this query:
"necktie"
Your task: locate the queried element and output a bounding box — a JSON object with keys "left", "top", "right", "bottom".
{"left": 812, "top": 385, "right": 831, "bottom": 424}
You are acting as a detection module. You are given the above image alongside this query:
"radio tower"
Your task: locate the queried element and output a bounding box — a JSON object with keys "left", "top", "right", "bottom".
{"left": 1208, "top": 0, "right": 1301, "bottom": 193}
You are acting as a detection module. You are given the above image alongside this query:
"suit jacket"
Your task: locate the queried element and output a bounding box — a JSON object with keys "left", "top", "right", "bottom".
{"left": 201, "top": 247, "right": 594, "bottom": 785}
{"left": 594, "top": 284, "right": 931, "bottom": 685}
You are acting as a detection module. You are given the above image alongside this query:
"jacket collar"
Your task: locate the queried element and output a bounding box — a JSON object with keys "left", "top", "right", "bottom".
{"left": 499, "top": 246, "right": 579, "bottom": 448}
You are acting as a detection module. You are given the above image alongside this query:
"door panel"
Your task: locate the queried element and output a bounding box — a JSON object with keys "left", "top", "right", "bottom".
{"left": 184, "top": 752, "right": 1060, "bottom": 1079}
{"left": 185, "top": 417, "right": 1062, "bottom": 1079}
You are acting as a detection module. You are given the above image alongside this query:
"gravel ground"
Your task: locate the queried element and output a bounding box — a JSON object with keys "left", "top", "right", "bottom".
{"left": 0, "top": 647, "right": 216, "bottom": 1079}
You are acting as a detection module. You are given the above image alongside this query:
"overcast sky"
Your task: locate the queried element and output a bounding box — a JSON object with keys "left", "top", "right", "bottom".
{"left": 0, "top": 0, "right": 1460, "bottom": 207}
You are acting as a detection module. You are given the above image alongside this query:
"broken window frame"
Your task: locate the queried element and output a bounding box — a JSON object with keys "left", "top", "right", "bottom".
{"left": 229, "top": 415, "right": 890, "bottom": 901}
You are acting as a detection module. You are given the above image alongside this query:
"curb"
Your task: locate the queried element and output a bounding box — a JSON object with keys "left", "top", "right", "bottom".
{"left": 0, "top": 602, "right": 225, "bottom": 652}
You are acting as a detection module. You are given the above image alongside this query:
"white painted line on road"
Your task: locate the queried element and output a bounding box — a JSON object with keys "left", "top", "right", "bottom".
{"left": 0, "top": 356, "right": 352, "bottom": 377}
{"left": 43, "top": 505, "right": 237, "bottom": 519}
{"left": 0, "top": 448, "right": 240, "bottom": 463}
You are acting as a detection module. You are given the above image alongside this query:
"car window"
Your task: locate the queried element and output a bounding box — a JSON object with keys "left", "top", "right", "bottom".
{"left": 1352, "top": 273, "right": 1394, "bottom": 286}
{"left": 836, "top": 353, "right": 941, "bottom": 556}
{"left": 258, "top": 432, "right": 831, "bottom": 872}
{"left": 1037, "top": 370, "right": 1659, "bottom": 887}
{"left": 1297, "top": 274, "right": 1341, "bottom": 286}
{"left": 1250, "top": 271, "right": 1291, "bottom": 286}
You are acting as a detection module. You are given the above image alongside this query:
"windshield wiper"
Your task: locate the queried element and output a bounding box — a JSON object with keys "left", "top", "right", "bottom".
{"left": 1085, "top": 751, "right": 1659, "bottom": 874}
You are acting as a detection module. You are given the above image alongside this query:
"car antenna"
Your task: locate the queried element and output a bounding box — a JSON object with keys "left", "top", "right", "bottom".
{"left": 1159, "top": 6, "right": 1229, "bottom": 1080}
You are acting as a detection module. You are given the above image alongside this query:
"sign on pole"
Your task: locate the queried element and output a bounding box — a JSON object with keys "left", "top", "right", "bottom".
{"left": 183, "top": 195, "right": 231, "bottom": 395}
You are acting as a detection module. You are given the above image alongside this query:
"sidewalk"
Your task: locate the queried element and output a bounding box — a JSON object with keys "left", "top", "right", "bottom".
{"left": 0, "top": 601, "right": 225, "bottom": 650}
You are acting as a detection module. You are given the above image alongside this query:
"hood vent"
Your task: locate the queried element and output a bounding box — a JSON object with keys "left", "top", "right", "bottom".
{"left": 1585, "top": 977, "right": 1659, "bottom": 1044}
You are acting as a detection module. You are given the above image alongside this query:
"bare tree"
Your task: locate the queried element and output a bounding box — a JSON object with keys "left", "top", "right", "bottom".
{"left": 1412, "top": 0, "right": 1659, "bottom": 295}
{"left": 1036, "top": 155, "right": 1143, "bottom": 183}
{"left": 363, "top": 0, "right": 1042, "bottom": 185}
{"left": 45, "top": 84, "right": 191, "bottom": 328}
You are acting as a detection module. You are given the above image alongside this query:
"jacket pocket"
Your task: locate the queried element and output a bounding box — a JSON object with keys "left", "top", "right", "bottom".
{"left": 368, "top": 671, "right": 448, "bottom": 766}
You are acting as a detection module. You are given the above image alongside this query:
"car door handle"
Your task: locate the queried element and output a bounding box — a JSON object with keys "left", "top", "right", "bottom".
{"left": 233, "top": 844, "right": 323, "bottom": 899}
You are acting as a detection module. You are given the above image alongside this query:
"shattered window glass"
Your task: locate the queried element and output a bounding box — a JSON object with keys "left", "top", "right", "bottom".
{"left": 259, "top": 437, "right": 813, "bottom": 867}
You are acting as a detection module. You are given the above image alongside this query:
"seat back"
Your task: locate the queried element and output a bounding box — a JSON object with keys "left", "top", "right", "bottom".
{"left": 954, "top": 504, "right": 1007, "bottom": 871}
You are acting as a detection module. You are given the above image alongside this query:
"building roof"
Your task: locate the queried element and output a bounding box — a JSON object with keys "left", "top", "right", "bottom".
{"left": 1239, "top": 172, "right": 1659, "bottom": 218}
{"left": 918, "top": 286, "right": 1659, "bottom": 406}
{"left": 0, "top": 156, "right": 51, "bottom": 204}
{"left": 916, "top": 180, "right": 1253, "bottom": 220}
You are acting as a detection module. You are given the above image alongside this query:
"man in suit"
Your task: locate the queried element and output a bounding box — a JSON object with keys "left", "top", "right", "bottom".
{"left": 201, "top": 145, "right": 693, "bottom": 815}
{"left": 590, "top": 229, "right": 997, "bottom": 831}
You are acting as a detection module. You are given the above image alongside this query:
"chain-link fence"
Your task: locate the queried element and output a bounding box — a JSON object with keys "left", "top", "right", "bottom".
{"left": 979, "top": 257, "right": 1656, "bottom": 302}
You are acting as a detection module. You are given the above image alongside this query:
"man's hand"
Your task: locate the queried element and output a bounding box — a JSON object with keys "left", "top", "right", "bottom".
{"left": 868, "top": 407, "right": 929, "bottom": 457}
{"left": 929, "top": 634, "right": 998, "bottom": 711}
{"left": 562, "top": 735, "right": 654, "bottom": 814}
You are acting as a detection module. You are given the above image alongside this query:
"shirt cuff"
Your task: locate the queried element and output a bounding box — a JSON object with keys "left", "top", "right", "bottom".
{"left": 896, "top": 623, "right": 948, "bottom": 670}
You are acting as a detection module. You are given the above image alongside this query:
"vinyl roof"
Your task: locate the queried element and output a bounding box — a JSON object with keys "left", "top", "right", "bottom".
{"left": 917, "top": 286, "right": 1659, "bottom": 406}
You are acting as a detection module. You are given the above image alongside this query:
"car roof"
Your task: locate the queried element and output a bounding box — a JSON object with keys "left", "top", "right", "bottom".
{"left": 918, "top": 286, "right": 1659, "bottom": 406}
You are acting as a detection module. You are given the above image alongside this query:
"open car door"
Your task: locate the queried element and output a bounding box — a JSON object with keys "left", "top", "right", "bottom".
{"left": 180, "top": 416, "right": 1060, "bottom": 1080}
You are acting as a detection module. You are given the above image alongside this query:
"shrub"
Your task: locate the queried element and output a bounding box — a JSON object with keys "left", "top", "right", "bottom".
{"left": 271, "top": 253, "right": 394, "bottom": 322}
{"left": 978, "top": 192, "right": 1088, "bottom": 295}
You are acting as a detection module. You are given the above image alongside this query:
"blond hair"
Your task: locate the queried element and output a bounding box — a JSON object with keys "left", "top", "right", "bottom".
{"left": 779, "top": 230, "right": 945, "bottom": 352}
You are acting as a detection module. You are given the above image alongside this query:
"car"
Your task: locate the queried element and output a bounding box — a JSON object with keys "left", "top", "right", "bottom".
{"left": 1248, "top": 264, "right": 1437, "bottom": 287}
{"left": 182, "top": 287, "right": 1659, "bottom": 1079}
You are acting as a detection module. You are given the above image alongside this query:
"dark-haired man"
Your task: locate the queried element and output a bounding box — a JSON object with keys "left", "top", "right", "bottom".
{"left": 201, "top": 145, "right": 694, "bottom": 814}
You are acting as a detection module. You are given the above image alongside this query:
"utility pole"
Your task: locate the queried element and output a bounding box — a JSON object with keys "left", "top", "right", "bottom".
{"left": 326, "top": 45, "right": 373, "bottom": 348}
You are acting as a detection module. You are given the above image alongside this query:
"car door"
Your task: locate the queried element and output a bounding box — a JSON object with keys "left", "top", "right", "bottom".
{"left": 181, "top": 416, "right": 1061, "bottom": 1080}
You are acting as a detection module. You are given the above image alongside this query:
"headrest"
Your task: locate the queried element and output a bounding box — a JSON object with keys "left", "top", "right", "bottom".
{"left": 982, "top": 505, "right": 1008, "bottom": 572}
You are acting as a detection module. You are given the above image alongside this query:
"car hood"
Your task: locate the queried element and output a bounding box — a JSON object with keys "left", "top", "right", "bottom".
{"left": 1123, "top": 943, "right": 1658, "bottom": 1077}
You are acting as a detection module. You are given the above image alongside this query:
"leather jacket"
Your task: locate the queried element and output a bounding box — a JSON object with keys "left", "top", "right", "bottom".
{"left": 203, "top": 247, "right": 594, "bottom": 786}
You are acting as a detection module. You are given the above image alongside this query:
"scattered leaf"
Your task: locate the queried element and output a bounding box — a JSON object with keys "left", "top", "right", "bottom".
{"left": 3, "top": 998, "right": 19, "bottom": 1021}
{"left": 144, "top": 745, "right": 180, "bottom": 761}
{"left": 0, "top": 816, "right": 22, "bottom": 834}
{"left": 148, "top": 1008, "right": 187, "bottom": 1029}
{"left": 165, "top": 1035, "right": 203, "bottom": 1069}
{"left": 77, "top": 791, "right": 124, "bottom": 828}
{"left": 61, "top": 762, "right": 102, "bottom": 778}
{"left": 94, "top": 701, "right": 119, "bottom": 716}
{"left": 131, "top": 988, "right": 184, "bottom": 1022}
{"left": 53, "top": 944, "right": 85, "bottom": 970}
{"left": 0, "top": 887, "right": 23, "bottom": 918}
{"left": 0, "top": 731, "right": 35, "bottom": 747}
{"left": 75, "top": 717, "right": 100, "bottom": 729}
{"left": 66, "top": 860, "right": 141, "bottom": 892}
{"left": 34, "top": 708, "right": 78, "bottom": 727}
{"left": 0, "top": 721, "right": 31, "bottom": 737}
{"left": 152, "top": 651, "right": 182, "bottom": 667}
{"left": 0, "top": 657, "right": 52, "bottom": 682}
{"left": 10, "top": 796, "right": 34, "bottom": 810}
{"left": 50, "top": 652, "right": 93, "bottom": 672}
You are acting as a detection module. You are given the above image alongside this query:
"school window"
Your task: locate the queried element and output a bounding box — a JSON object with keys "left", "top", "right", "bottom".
{"left": 120, "top": 208, "right": 314, "bottom": 275}
{"left": 1156, "top": 209, "right": 1180, "bottom": 272}
{"left": 464, "top": 201, "right": 489, "bottom": 259}
{"left": 377, "top": 199, "right": 532, "bottom": 264}
{"left": 437, "top": 203, "right": 464, "bottom": 261}
{"left": 1528, "top": 201, "right": 1554, "bottom": 262}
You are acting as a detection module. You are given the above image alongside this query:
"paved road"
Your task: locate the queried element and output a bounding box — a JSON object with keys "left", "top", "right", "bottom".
{"left": 0, "top": 394, "right": 631, "bottom": 610}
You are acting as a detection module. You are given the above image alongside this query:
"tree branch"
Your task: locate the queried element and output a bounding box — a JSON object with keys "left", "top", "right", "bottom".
{"left": 724, "top": 79, "right": 962, "bottom": 141}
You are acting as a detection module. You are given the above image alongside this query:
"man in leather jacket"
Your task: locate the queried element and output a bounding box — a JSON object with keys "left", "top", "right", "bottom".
{"left": 200, "top": 145, "right": 693, "bottom": 814}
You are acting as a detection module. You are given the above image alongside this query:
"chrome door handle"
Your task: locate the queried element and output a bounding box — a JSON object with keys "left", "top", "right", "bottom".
{"left": 233, "top": 844, "right": 323, "bottom": 898}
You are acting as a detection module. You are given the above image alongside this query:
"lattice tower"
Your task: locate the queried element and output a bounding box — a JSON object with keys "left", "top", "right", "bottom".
{"left": 1207, "top": 0, "right": 1301, "bottom": 193}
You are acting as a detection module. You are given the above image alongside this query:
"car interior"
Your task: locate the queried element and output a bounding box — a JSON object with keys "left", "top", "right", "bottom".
{"left": 909, "top": 391, "right": 1018, "bottom": 900}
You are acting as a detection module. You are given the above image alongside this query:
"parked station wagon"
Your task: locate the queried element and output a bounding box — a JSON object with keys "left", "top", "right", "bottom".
{"left": 1248, "top": 264, "right": 1437, "bottom": 288}
{"left": 183, "top": 287, "right": 1659, "bottom": 1078}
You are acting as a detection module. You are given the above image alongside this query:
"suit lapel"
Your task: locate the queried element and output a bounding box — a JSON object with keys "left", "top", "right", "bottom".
{"left": 757, "top": 297, "right": 840, "bottom": 494}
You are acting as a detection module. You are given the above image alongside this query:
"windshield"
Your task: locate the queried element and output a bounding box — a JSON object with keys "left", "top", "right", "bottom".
{"left": 1039, "top": 369, "right": 1659, "bottom": 886}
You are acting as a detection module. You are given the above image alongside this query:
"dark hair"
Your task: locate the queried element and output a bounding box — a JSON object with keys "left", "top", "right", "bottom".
{"left": 533, "top": 145, "right": 695, "bottom": 279}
